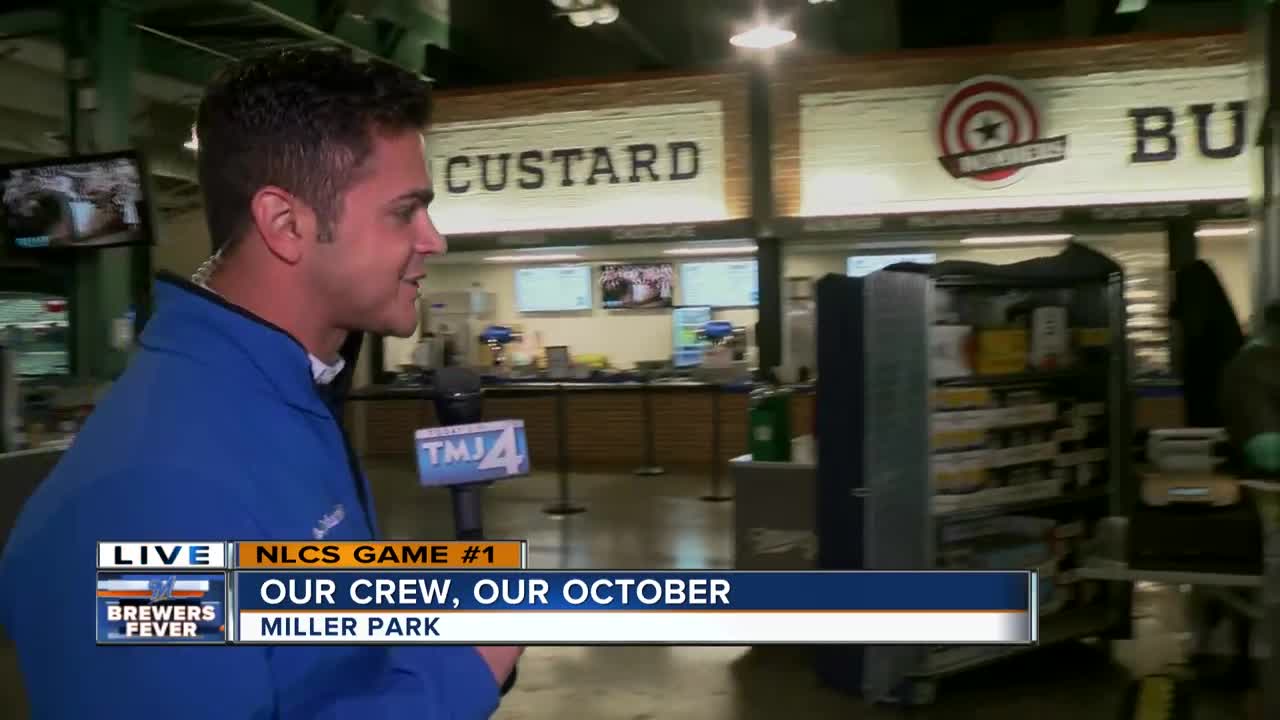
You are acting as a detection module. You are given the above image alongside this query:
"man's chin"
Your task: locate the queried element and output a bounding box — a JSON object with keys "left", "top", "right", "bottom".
{"left": 381, "top": 319, "right": 420, "bottom": 339}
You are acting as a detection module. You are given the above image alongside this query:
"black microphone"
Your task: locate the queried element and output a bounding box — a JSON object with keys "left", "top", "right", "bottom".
{"left": 429, "top": 366, "right": 519, "bottom": 696}
{"left": 431, "top": 367, "right": 487, "bottom": 540}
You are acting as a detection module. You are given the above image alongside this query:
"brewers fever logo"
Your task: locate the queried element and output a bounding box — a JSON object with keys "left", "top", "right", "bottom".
{"left": 934, "top": 75, "right": 1067, "bottom": 187}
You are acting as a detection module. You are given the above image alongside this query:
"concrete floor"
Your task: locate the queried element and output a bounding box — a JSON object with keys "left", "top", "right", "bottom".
{"left": 0, "top": 460, "right": 1258, "bottom": 718}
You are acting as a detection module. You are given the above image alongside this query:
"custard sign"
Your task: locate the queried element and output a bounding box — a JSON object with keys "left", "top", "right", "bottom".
{"left": 426, "top": 101, "right": 728, "bottom": 235}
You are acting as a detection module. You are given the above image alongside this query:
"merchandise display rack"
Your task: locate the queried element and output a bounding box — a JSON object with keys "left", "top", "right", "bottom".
{"left": 814, "top": 256, "right": 1134, "bottom": 705}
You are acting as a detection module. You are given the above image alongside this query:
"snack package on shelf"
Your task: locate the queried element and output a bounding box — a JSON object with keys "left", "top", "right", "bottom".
{"left": 933, "top": 450, "right": 989, "bottom": 494}
{"left": 938, "top": 514, "right": 1056, "bottom": 570}
{"left": 933, "top": 386, "right": 994, "bottom": 411}
{"left": 1029, "top": 306, "right": 1071, "bottom": 371}
{"left": 948, "top": 536, "right": 1052, "bottom": 570}
{"left": 930, "top": 325, "right": 974, "bottom": 379}
{"left": 940, "top": 515, "right": 1056, "bottom": 545}
{"left": 930, "top": 387, "right": 1067, "bottom": 494}
{"left": 974, "top": 328, "right": 1028, "bottom": 375}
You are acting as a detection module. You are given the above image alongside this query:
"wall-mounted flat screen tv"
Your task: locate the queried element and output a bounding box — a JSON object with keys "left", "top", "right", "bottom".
{"left": 599, "top": 263, "right": 674, "bottom": 309}
{"left": 679, "top": 260, "right": 758, "bottom": 308}
{"left": 515, "top": 265, "right": 592, "bottom": 313}
{"left": 0, "top": 150, "right": 154, "bottom": 253}
{"left": 0, "top": 292, "right": 70, "bottom": 377}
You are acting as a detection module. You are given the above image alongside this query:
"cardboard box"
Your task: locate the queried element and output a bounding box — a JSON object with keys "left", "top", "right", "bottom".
{"left": 974, "top": 328, "right": 1027, "bottom": 375}
{"left": 930, "top": 325, "right": 974, "bottom": 379}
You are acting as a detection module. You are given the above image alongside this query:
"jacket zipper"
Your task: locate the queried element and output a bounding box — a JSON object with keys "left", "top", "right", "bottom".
{"left": 318, "top": 387, "right": 377, "bottom": 538}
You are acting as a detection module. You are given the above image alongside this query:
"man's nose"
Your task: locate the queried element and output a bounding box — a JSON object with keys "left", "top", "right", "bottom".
{"left": 416, "top": 215, "right": 447, "bottom": 256}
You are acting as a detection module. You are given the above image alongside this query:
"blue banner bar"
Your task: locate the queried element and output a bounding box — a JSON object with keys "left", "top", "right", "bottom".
{"left": 234, "top": 570, "right": 1031, "bottom": 612}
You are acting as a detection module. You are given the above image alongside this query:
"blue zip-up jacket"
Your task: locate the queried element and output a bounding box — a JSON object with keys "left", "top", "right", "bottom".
{"left": 0, "top": 275, "right": 500, "bottom": 719}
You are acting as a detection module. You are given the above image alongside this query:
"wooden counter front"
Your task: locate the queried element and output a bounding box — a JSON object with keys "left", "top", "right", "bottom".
{"left": 348, "top": 384, "right": 815, "bottom": 474}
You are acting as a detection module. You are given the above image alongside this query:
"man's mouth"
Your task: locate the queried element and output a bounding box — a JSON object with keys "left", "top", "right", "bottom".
{"left": 402, "top": 275, "right": 424, "bottom": 288}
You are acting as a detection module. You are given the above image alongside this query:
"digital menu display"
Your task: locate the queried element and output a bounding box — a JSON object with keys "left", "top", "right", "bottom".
{"left": 846, "top": 253, "right": 935, "bottom": 277}
{"left": 679, "top": 260, "right": 758, "bottom": 308}
{"left": 515, "top": 265, "right": 592, "bottom": 313}
{"left": 672, "top": 306, "right": 712, "bottom": 368}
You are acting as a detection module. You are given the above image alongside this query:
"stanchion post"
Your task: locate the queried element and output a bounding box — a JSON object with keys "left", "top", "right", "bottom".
{"left": 701, "top": 386, "right": 732, "bottom": 502}
{"left": 544, "top": 384, "right": 585, "bottom": 516}
{"left": 1264, "top": 529, "right": 1279, "bottom": 720}
{"left": 634, "top": 380, "right": 665, "bottom": 476}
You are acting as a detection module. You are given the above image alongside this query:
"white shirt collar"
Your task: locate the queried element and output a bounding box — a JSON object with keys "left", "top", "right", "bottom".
{"left": 310, "top": 354, "right": 345, "bottom": 386}
{"left": 195, "top": 279, "right": 345, "bottom": 385}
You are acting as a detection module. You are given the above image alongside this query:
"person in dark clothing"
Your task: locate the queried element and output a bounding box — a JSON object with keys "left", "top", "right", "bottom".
{"left": 1169, "top": 260, "right": 1246, "bottom": 428}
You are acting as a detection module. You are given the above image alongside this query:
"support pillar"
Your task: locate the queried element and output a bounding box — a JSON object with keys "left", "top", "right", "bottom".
{"left": 62, "top": 0, "right": 144, "bottom": 381}
{"left": 1250, "top": 0, "right": 1280, "bottom": 334}
{"left": 748, "top": 62, "right": 781, "bottom": 375}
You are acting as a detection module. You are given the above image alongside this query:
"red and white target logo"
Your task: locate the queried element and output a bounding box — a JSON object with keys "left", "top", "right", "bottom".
{"left": 934, "top": 75, "right": 1068, "bottom": 187}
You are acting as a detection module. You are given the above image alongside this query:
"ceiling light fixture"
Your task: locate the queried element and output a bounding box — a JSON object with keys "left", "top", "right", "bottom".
{"left": 1195, "top": 226, "right": 1252, "bottom": 238}
{"left": 485, "top": 253, "right": 582, "bottom": 263}
{"left": 555, "top": 0, "right": 619, "bottom": 27}
{"left": 729, "top": 24, "right": 796, "bottom": 50}
{"left": 960, "top": 233, "right": 1073, "bottom": 246}
{"left": 663, "top": 245, "right": 758, "bottom": 256}
{"left": 593, "top": 3, "right": 619, "bottom": 23}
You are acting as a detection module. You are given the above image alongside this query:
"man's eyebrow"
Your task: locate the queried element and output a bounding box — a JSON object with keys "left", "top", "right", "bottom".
{"left": 393, "top": 189, "right": 434, "bottom": 207}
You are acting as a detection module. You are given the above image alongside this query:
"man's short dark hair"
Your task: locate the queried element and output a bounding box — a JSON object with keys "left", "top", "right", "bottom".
{"left": 195, "top": 49, "right": 432, "bottom": 252}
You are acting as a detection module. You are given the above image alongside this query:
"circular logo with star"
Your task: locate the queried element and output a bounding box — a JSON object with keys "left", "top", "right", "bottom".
{"left": 934, "top": 75, "right": 1068, "bottom": 188}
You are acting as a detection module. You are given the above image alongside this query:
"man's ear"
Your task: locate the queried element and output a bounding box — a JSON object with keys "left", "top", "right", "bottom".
{"left": 249, "top": 186, "right": 318, "bottom": 264}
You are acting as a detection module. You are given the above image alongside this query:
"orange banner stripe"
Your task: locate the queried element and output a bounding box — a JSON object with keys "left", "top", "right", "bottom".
{"left": 236, "top": 541, "right": 524, "bottom": 569}
{"left": 96, "top": 591, "right": 205, "bottom": 598}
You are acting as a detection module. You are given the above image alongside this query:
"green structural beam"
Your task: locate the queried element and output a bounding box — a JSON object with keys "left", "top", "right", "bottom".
{"left": 135, "top": 29, "right": 230, "bottom": 87}
{"left": 0, "top": 9, "right": 60, "bottom": 39}
{"left": 112, "top": 0, "right": 449, "bottom": 93}
{"left": 375, "top": 0, "right": 450, "bottom": 51}
{"left": 245, "top": 0, "right": 446, "bottom": 77}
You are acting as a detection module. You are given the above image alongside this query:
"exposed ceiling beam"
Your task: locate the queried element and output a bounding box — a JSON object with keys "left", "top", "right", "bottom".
{"left": 0, "top": 9, "right": 59, "bottom": 40}
{"left": 133, "top": 29, "right": 231, "bottom": 93}
{"left": 2, "top": 37, "right": 205, "bottom": 106}
{"left": 238, "top": 0, "right": 442, "bottom": 77}
{"left": 0, "top": 104, "right": 196, "bottom": 182}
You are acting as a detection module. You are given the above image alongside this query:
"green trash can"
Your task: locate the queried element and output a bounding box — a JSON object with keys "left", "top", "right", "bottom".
{"left": 749, "top": 385, "right": 793, "bottom": 462}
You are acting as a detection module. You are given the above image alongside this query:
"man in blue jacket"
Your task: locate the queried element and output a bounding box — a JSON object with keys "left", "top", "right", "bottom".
{"left": 0, "top": 48, "right": 521, "bottom": 718}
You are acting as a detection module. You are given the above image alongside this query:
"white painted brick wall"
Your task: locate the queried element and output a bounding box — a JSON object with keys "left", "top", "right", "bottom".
{"left": 799, "top": 65, "right": 1251, "bottom": 216}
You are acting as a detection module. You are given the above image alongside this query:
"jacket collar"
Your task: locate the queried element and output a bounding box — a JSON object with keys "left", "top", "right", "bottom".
{"left": 140, "top": 272, "right": 333, "bottom": 417}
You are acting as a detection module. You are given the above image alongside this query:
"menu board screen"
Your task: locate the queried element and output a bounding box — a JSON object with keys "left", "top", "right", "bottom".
{"left": 672, "top": 306, "right": 712, "bottom": 368}
{"left": 515, "top": 265, "right": 592, "bottom": 313}
{"left": 679, "top": 260, "right": 758, "bottom": 308}
{"left": 846, "top": 253, "right": 935, "bottom": 277}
